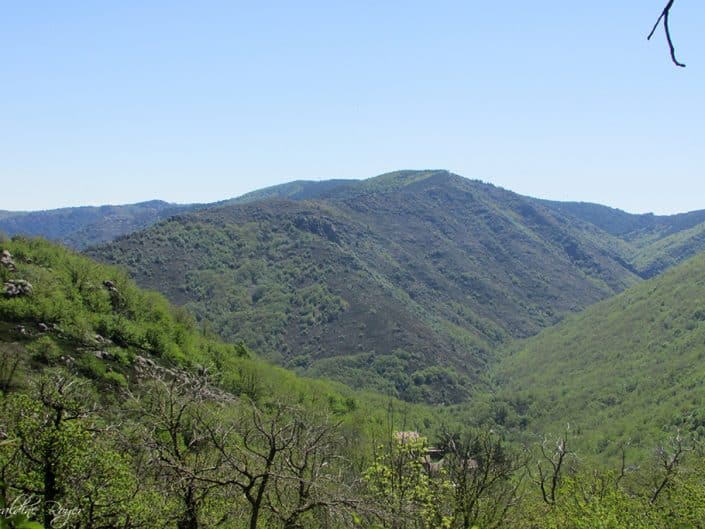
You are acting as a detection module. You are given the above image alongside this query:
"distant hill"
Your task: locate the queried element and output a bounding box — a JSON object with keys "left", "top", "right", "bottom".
{"left": 0, "top": 200, "right": 200, "bottom": 249}
{"left": 539, "top": 199, "right": 705, "bottom": 277}
{"left": 0, "top": 181, "right": 356, "bottom": 250}
{"left": 493, "top": 249, "right": 705, "bottom": 455}
{"left": 91, "top": 170, "right": 644, "bottom": 403}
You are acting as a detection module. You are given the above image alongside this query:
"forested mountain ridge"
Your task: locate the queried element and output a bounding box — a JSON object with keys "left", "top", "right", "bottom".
{"left": 538, "top": 199, "right": 705, "bottom": 238}
{"left": 4, "top": 171, "right": 705, "bottom": 280}
{"left": 0, "top": 181, "right": 357, "bottom": 250}
{"left": 225, "top": 174, "right": 705, "bottom": 281}
{"left": 91, "top": 170, "right": 645, "bottom": 402}
{"left": 226, "top": 178, "right": 357, "bottom": 205}
{"left": 0, "top": 200, "right": 201, "bottom": 249}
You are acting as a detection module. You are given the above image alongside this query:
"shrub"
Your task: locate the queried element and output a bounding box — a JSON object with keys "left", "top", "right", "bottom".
{"left": 28, "top": 336, "right": 62, "bottom": 364}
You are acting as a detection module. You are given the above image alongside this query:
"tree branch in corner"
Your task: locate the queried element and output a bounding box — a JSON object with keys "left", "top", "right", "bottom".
{"left": 648, "top": 0, "right": 686, "bottom": 67}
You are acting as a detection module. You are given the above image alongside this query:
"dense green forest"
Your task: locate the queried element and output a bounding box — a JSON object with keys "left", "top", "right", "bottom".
{"left": 7, "top": 172, "right": 705, "bottom": 403}
{"left": 3, "top": 235, "right": 705, "bottom": 529}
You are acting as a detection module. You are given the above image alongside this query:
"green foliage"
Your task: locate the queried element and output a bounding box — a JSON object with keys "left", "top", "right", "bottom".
{"left": 26, "top": 337, "right": 61, "bottom": 365}
{"left": 494, "top": 251, "right": 705, "bottom": 455}
{"left": 541, "top": 199, "right": 705, "bottom": 279}
{"left": 0, "top": 371, "right": 153, "bottom": 529}
{"left": 0, "top": 236, "right": 250, "bottom": 377}
{"left": 513, "top": 451, "right": 705, "bottom": 529}
{"left": 363, "top": 434, "right": 453, "bottom": 529}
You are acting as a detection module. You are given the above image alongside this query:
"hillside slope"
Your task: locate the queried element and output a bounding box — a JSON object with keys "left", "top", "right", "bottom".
{"left": 0, "top": 182, "right": 356, "bottom": 250}
{"left": 493, "top": 249, "right": 705, "bottom": 455}
{"left": 5, "top": 175, "right": 705, "bottom": 277}
{"left": 92, "top": 170, "right": 642, "bottom": 402}
{"left": 0, "top": 234, "right": 421, "bottom": 431}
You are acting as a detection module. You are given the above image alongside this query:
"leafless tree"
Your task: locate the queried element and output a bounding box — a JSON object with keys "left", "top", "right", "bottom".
{"left": 126, "top": 374, "right": 227, "bottom": 529}
{"left": 199, "top": 400, "right": 356, "bottom": 529}
{"left": 441, "top": 430, "right": 526, "bottom": 529}
{"left": 529, "top": 428, "right": 575, "bottom": 506}
{"left": 649, "top": 433, "right": 691, "bottom": 504}
{"left": 265, "top": 411, "right": 357, "bottom": 529}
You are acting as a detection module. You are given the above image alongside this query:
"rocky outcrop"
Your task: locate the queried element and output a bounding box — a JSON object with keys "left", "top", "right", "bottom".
{"left": 103, "top": 280, "right": 119, "bottom": 293}
{"left": 3, "top": 279, "right": 33, "bottom": 297}
{"left": 132, "top": 355, "right": 235, "bottom": 402}
{"left": 293, "top": 216, "right": 340, "bottom": 244}
{"left": 1, "top": 249, "right": 16, "bottom": 271}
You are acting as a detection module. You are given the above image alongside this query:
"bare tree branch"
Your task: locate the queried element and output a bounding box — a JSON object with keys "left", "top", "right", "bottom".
{"left": 648, "top": 0, "right": 686, "bottom": 67}
{"left": 529, "top": 428, "right": 574, "bottom": 506}
{"left": 649, "top": 433, "right": 690, "bottom": 504}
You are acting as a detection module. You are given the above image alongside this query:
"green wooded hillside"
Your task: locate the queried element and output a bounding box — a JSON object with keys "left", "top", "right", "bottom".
{"left": 91, "top": 170, "right": 643, "bottom": 403}
{"left": 494, "top": 249, "right": 705, "bottom": 456}
{"left": 539, "top": 199, "right": 705, "bottom": 278}
{"left": 0, "top": 235, "right": 433, "bottom": 431}
{"left": 0, "top": 235, "right": 470, "bottom": 529}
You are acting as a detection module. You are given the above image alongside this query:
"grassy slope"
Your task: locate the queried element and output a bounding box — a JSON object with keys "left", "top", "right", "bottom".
{"left": 493, "top": 250, "right": 705, "bottom": 457}
{"left": 91, "top": 170, "right": 642, "bottom": 403}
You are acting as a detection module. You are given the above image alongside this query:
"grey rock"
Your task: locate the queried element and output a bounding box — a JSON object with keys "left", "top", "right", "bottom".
{"left": 1, "top": 249, "right": 16, "bottom": 271}
{"left": 94, "top": 350, "right": 116, "bottom": 361}
{"left": 3, "top": 279, "right": 33, "bottom": 297}
{"left": 103, "top": 280, "right": 119, "bottom": 293}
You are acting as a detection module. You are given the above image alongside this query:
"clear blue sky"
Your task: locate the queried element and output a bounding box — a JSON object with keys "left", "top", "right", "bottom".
{"left": 2, "top": 1, "right": 704, "bottom": 214}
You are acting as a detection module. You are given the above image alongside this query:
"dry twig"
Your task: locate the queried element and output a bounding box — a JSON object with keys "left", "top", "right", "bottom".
{"left": 648, "top": 0, "right": 686, "bottom": 67}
